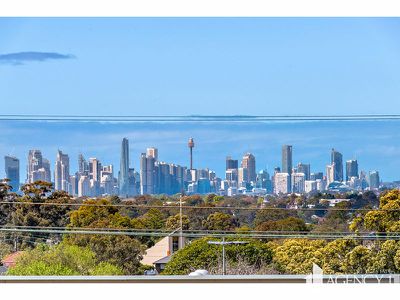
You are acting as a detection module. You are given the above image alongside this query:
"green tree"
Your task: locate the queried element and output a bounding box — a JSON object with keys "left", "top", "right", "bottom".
{"left": 130, "top": 208, "right": 165, "bottom": 230}
{"left": 272, "top": 239, "right": 326, "bottom": 274}
{"left": 67, "top": 198, "right": 146, "bottom": 274}
{"left": 7, "top": 243, "right": 123, "bottom": 275}
{"left": 166, "top": 214, "right": 190, "bottom": 230}
{"left": 320, "top": 239, "right": 359, "bottom": 274}
{"left": 254, "top": 208, "right": 296, "bottom": 227}
{"left": 66, "top": 235, "right": 145, "bottom": 275}
{"left": 313, "top": 201, "right": 352, "bottom": 233}
{"left": 69, "top": 199, "right": 129, "bottom": 228}
{"left": 255, "top": 217, "right": 308, "bottom": 232}
{"left": 20, "top": 181, "right": 53, "bottom": 201}
{"left": 368, "top": 240, "right": 400, "bottom": 274}
{"left": 0, "top": 242, "right": 12, "bottom": 261}
{"left": 202, "top": 212, "right": 238, "bottom": 231}
{"left": 342, "top": 245, "right": 374, "bottom": 274}
{"left": 350, "top": 189, "right": 400, "bottom": 233}
{"left": 9, "top": 182, "right": 75, "bottom": 249}
{"left": 163, "top": 237, "right": 274, "bottom": 275}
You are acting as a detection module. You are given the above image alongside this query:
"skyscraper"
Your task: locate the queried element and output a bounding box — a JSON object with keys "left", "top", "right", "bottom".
{"left": 146, "top": 147, "right": 158, "bottom": 160}
{"left": 241, "top": 153, "right": 256, "bottom": 182}
{"left": 369, "top": 171, "right": 380, "bottom": 190}
{"left": 331, "top": 148, "right": 343, "bottom": 182}
{"left": 225, "top": 168, "right": 238, "bottom": 183}
{"left": 27, "top": 150, "right": 43, "bottom": 183}
{"left": 78, "top": 153, "right": 89, "bottom": 175}
{"left": 127, "top": 168, "right": 137, "bottom": 196}
{"left": 119, "top": 138, "right": 130, "bottom": 197}
{"left": 282, "top": 145, "right": 293, "bottom": 173}
{"left": 274, "top": 172, "right": 290, "bottom": 194}
{"left": 140, "top": 152, "right": 155, "bottom": 195}
{"left": 54, "top": 150, "right": 70, "bottom": 192}
{"left": 89, "top": 158, "right": 101, "bottom": 182}
{"left": 238, "top": 167, "right": 249, "bottom": 187}
{"left": 297, "top": 163, "right": 310, "bottom": 180}
{"left": 78, "top": 175, "right": 90, "bottom": 197}
{"left": 27, "top": 150, "right": 51, "bottom": 183}
{"left": 42, "top": 159, "right": 52, "bottom": 183}
{"left": 291, "top": 172, "right": 305, "bottom": 193}
{"left": 4, "top": 155, "right": 19, "bottom": 192}
{"left": 155, "top": 161, "right": 172, "bottom": 194}
{"left": 256, "top": 169, "right": 272, "bottom": 192}
{"left": 282, "top": 145, "right": 293, "bottom": 191}
{"left": 310, "top": 172, "right": 323, "bottom": 180}
{"left": 326, "top": 164, "right": 335, "bottom": 185}
{"left": 170, "top": 164, "right": 185, "bottom": 194}
{"left": 346, "top": 160, "right": 359, "bottom": 181}
{"left": 226, "top": 156, "right": 238, "bottom": 170}
{"left": 70, "top": 174, "right": 78, "bottom": 196}
{"left": 305, "top": 180, "right": 317, "bottom": 193}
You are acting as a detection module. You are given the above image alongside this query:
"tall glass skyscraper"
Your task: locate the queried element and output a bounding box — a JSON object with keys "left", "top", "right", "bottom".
{"left": 369, "top": 171, "right": 380, "bottom": 190}
{"left": 346, "top": 159, "right": 358, "bottom": 181}
{"left": 226, "top": 156, "right": 238, "bottom": 170}
{"left": 331, "top": 148, "right": 343, "bottom": 182}
{"left": 282, "top": 145, "right": 293, "bottom": 192}
{"left": 4, "top": 155, "right": 20, "bottom": 192}
{"left": 119, "top": 138, "right": 130, "bottom": 196}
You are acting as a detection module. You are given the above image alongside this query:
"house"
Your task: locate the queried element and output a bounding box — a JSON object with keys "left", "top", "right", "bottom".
{"left": 141, "top": 232, "right": 186, "bottom": 274}
{"left": 153, "top": 256, "right": 172, "bottom": 273}
{"left": 1, "top": 251, "right": 24, "bottom": 274}
{"left": 1, "top": 251, "right": 24, "bottom": 268}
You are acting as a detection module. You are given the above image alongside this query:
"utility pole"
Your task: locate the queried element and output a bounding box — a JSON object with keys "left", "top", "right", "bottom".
{"left": 208, "top": 239, "right": 248, "bottom": 275}
{"left": 14, "top": 235, "right": 18, "bottom": 252}
{"left": 222, "top": 237, "right": 226, "bottom": 275}
{"left": 179, "top": 192, "right": 183, "bottom": 249}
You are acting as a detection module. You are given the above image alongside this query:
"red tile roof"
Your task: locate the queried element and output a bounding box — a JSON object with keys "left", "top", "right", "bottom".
{"left": 1, "top": 251, "right": 24, "bottom": 267}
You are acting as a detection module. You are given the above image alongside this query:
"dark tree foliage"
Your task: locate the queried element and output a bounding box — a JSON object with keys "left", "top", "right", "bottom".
{"left": 254, "top": 207, "right": 297, "bottom": 226}
{"left": 255, "top": 217, "right": 309, "bottom": 232}
{"left": 7, "top": 181, "right": 74, "bottom": 249}
{"left": 202, "top": 212, "right": 239, "bottom": 231}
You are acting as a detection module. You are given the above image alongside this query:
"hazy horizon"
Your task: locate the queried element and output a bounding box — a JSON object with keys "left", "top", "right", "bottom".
{"left": 0, "top": 118, "right": 399, "bottom": 183}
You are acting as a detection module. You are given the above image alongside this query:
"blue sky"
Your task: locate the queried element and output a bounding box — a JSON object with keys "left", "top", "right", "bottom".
{"left": 0, "top": 18, "right": 400, "bottom": 115}
{"left": 1, "top": 18, "right": 400, "bottom": 182}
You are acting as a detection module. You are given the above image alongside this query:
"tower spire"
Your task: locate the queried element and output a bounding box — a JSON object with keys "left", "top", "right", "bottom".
{"left": 188, "top": 137, "right": 194, "bottom": 170}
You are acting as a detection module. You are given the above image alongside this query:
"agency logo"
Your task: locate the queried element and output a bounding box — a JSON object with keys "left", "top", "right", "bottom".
{"left": 306, "top": 263, "right": 400, "bottom": 284}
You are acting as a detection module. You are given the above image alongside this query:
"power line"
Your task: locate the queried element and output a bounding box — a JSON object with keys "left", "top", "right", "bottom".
{"left": 1, "top": 114, "right": 400, "bottom": 122}
{"left": 0, "top": 226, "right": 399, "bottom": 240}
{"left": 0, "top": 201, "right": 387, "bottom": 212}
{"left": 3, "top": 225, "right": 398, "bottom": 235}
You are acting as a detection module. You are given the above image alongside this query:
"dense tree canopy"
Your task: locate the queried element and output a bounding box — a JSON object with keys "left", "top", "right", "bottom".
{"left": 350, "top": 189, "right": 400, "bottom": 233}
{"left": 163, "top": 237, "right": 274, "bottom": 275}
{"left": 166, "top": 213, "right": 190, "bottom": 230}
{"left": 255, "top": 217, "right": 308, "bottom": 232}
{"left": 7, "top": 243, "right": 123, "bottom": 275}
{"left": 66, "top": 198, "right": 146, "bottom": 274}
{"left": 2, "top": 179, "right": 400, "bottom": 276}
{"left": 202, "top": 212, "right": 238, "bottom": 231}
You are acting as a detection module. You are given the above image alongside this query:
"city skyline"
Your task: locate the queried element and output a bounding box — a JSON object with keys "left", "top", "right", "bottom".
{"left": 1, "top": 119, "right": 396, "bottom": 182}
{"left": 2, "top": 135, "right": 382, "bottom": 196}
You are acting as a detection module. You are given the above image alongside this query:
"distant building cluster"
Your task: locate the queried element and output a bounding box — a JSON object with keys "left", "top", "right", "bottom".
{"left": 3, "top": 138, "right": 383, "bottom": 197}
